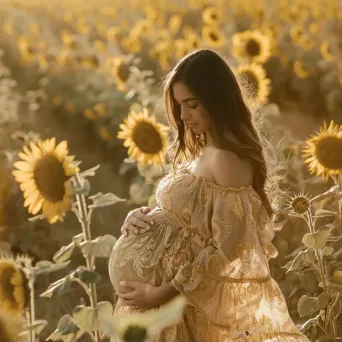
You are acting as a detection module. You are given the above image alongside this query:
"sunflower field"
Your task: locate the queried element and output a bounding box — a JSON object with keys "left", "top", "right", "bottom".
{"left": 0, "top": 0, "right": 342, "bottom": 341}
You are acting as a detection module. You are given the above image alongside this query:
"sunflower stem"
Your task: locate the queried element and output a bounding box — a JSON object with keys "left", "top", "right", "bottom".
{"left": 307, "top": 208, "right": 337, "bottom": 338}
{"left": 26, "top": 310, "right": 33, "bottom": 342}
{"left": 29, "top": 276, "right": 36, "bottom": 342}
{"left": 73, "top": 175, "right": 101, "bottom": 342}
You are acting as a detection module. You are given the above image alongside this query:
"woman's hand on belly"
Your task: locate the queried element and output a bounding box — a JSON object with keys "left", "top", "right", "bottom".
{"left": 116, "top": 281, "right": 178, "bottom": 309}
{"left": 121, "top": 207, "right": 155, "bottom": 237}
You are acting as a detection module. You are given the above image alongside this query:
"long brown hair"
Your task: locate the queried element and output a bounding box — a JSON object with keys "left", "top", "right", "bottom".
{"left": 162, "top": 49, "right": 277, "bottom": 219}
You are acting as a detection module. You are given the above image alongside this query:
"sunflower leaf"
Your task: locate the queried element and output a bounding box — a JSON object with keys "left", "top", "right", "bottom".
{"left": 302, "top": 229, "right": 331, "bottom": 250}
{"left": 298, "top": 292, "right": 331, "bottom": 317}
{"left": 79, "top": 234, "right": 117, "bottom": 258}
{"left": 53, "top": 242, "right": 76, "bottom": 263}
{"left": 72, "top": 305, "right": 96, "bottom": 333}
{"left": 22, "top": 319, "right": 48, "bottom": 335}
{"left": 32, "top": 260, "right": 71, "bottom": 275}
{"left": 40, "top": 276, "right": 72, "bottom": 298}
{"left": 47, "top": 315, "right": 84, "bottom": 342}
{"left": 314, "top": 209, "right": 337, "bottom": 218}
{"left": 88, "top": 192, "right": 126, "bottom": 209}
{"left": 322, "top": 246, "right": 334, "bottom": 256}
{"left": 28, "top": 213, "right": 45, "bottom": 222}
{"left": 73, "top": 233, "right": 85, "bottom": 245}
{"left": 79, "top": 165, "right": 100, "bottom": 178}
{"left": 70, "top": 179, "right": 91, "bottom": 196}
{"left": 284, "top": 250, "right": 315, "bottom": 273}
{"left": 72, "top": 266, "right": 101, "bottom": 285}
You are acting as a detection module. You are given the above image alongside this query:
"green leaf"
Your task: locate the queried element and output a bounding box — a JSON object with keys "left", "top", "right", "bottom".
{"left": 53, "top": 242, "right": 76, "bottom": 263}
{"left": 322, "top": 246, "right": 334, "bottom": 256}
{"left": 79, "top": 234, "right": 117, "bottom": 258}
{"left": 80, "top": 165, "right": 100, "bottom": 178}
{"left": 314, "top": 209, "right": 336, "bottom": 218}
{"left": 302, "top": 229, "right": 330, "bottom": 249}
{"left": 315, "top": 335, "right": 337, "bottom": 342}
{"left": 47, "top": 315, "right": 84, "bottom": 342}
{"left": 28, "top": 260, "right": 70, "bottom": 276}
{"left": 70, "top": 179, "right": 91, "bottom": 196}
{"left": 22, "top": 319, "right": 48, "bottom": 335}
{"left": 73, "top": 266, "right": 101, "bottom": 285}
{"left": 284, "top": 249, "right": 315, "bottom": 273}
{"left": 28, "top": 214, "right": 45, "bottom": 222}
{"left": 72, "top": 305, "right": 95, "bottom": 333}
{"left": 40, "top": 276, "right": 71, "bottom": 298}
{"left": 298, "top": 292, "right": 331, "bottom": 317}
{"left": 97, "top": 301, "right": 113, "bottom": 321}
{"left": 88, "top": 192, "right": 126, "bottom": 209}
{"left": 73, "top": 233, "right": 84, "bottom": 245}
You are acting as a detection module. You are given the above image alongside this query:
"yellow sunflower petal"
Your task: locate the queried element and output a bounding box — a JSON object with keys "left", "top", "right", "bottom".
{"left": 13, "top": 161, "right": 34, "bottom": 172}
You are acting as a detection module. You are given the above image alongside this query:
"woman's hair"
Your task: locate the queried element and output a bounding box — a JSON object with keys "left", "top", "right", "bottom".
{"left": 162, "top": 49, "right": 279, "bottom": 219}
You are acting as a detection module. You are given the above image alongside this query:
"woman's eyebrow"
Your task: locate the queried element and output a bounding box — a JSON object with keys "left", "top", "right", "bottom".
{"left": 174, "top": 97, "right": 197, "bottom": 103}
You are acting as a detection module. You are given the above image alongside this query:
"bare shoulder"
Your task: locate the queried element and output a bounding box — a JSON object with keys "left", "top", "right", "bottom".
{"left": 211, "top": 149, "right": 253, "bottom": 188}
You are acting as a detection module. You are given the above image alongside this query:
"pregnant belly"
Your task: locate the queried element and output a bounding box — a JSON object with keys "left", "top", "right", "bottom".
{"left": 108, "top": 208, "right": 178, "bottom": 291}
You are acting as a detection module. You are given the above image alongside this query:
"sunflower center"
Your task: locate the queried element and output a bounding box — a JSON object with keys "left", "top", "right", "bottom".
{"left": 246, "top": 39, "right": 261, "bottom": 57}
{"left": 0, "top": 267, "right": 16, "bottom": 310}
{"left": 33, "top": 154, "right": 68, "bottom": 203}
{"left": 123, "top": 326, "right": 147, "bottom": 342}
{"left": 209, "top": 32, "right": 218, "bottom": 41}
{"left": 315, "top": 136, "right": 342, "bottom": 170}
{"left": 117, "top": 62, "right": 130, "bottom": 82}
{"left": 240, "top": 71, "right": 259, "bottom": 98}
{"left": 132, "top": 121, "right": 163, "bottom": 154}
{"left": 292, "top": 197, "right": 310, "bottom": 214}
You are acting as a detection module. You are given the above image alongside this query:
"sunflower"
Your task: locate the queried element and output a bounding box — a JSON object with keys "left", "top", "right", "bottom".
{"left": 232, "top": 30, "right": 271, "bottom": 64}
{"left": 201, "top": 26, "right": 226, "bottom": 48}
{"left": 0, "top": 308, "right": 22, "bottom": 342}
{"left": 101, "top": 296, "right": 186, "bottom": 342}
{"left": 293, "top": 60, "right": 309, "bottom": 79}
{"left": 117, "top": 108, "right": 169, "bottom": 165}
{"left": 285, "top": 191, "right": 312, "bottom": 216}
{"left": 131, "top": 19, "right": 154, "bottom": 38}
{"left": 174, "top": 39, "right": 190, "bottom": 58}
{"left": 168, "top": 14, "right": 182, "bottom": 35}
{"left": 93, "top": 103, "right": 107, "bottom": 117}
{"left": 302, "top": 120, "right": 342, "bottom": 181}
{"left": 120, "top": 35, "right": 142, "bottom": 54}
{"left": 186, "top": 32, "right": 201, "bottom": 50}
{"left": 12, "top": 138, "right": 79, "bottom": 223}
{"left": 234, "top": 64, "right": 271, "bottom": 103}
{"left": 159, "top": 53, "right": 173, "bottom": 71}
{"left": 0, "top": 257, "right": 28, "bottom": 316}
{"left": 320, "top": 41, "right": 335, "bottom": 62}
{"left": 110, "top": 57, "right": 133, "bottom": 92}
{"left": 202, "top": 7, "right": 221, "bottom": 26}
{"left": 106, "top": 26, "right": 120, "bottom": 42}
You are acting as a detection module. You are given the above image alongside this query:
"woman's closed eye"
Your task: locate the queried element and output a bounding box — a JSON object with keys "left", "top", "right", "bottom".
{"left": 187, "top": 102, "right": 198, "bottom": 109}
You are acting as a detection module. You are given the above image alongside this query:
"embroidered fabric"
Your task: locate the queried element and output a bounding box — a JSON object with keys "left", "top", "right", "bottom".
{"left": 108, "top": 168, "right": 309, "bottom": 341}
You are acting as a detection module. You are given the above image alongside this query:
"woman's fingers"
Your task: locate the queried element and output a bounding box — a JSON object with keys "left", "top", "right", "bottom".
{"left": 135, "top": 209, "right": 154, "bottom": 225}
{"left": 117, "top": 291, "right": 138, "bottom": 300}
{"left": 121, "top": 207, "right": 155, "bottom": 236}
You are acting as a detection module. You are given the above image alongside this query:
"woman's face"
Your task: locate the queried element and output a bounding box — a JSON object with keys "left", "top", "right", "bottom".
{"left": 172, "top": 81, "right": 211, "bottom": 135}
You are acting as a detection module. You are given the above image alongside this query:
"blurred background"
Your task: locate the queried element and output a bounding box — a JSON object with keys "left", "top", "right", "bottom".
{"left": 0, "top": 0, "right": 341, "bottom": 341}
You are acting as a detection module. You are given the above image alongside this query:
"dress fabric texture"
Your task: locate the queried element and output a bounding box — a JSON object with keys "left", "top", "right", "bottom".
{"left": 108, "top": 167, "right": 309, "bottom": 342}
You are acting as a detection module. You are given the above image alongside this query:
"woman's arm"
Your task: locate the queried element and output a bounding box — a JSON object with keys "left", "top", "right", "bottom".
{"left": 116, "top": 281, "right": 180, "bottom": 309}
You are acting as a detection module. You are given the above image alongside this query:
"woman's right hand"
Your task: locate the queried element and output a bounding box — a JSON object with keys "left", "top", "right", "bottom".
{"left": 121, "top": 207, "right": 155, "bottom": 237}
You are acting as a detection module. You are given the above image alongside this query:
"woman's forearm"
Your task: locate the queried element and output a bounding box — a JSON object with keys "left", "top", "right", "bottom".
{"left": 157, "top": 282, "right": 180, "bottom": 304}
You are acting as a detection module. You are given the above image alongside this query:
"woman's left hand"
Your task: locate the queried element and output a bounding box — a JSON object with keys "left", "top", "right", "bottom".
{"left": 116, "top": 281, "right": 163, "bottom": 309}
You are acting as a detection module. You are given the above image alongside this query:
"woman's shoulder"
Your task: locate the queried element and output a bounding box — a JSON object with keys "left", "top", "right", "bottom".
{"left": 210, "top": 149, "right": 253, "bottom": 189}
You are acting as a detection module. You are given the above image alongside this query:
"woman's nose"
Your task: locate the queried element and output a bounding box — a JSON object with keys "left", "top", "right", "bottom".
{"left": 180, "top": 107, "right": 190, "bottom": 121}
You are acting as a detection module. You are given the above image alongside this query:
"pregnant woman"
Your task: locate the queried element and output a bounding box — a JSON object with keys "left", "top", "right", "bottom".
{"left": 109, "top": 49, "right": 309, "bottom": 341}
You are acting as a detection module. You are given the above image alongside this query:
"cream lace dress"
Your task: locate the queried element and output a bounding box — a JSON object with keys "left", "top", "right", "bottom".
{"left": 108, "top": 167, "right": 309, "bottom": 342}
